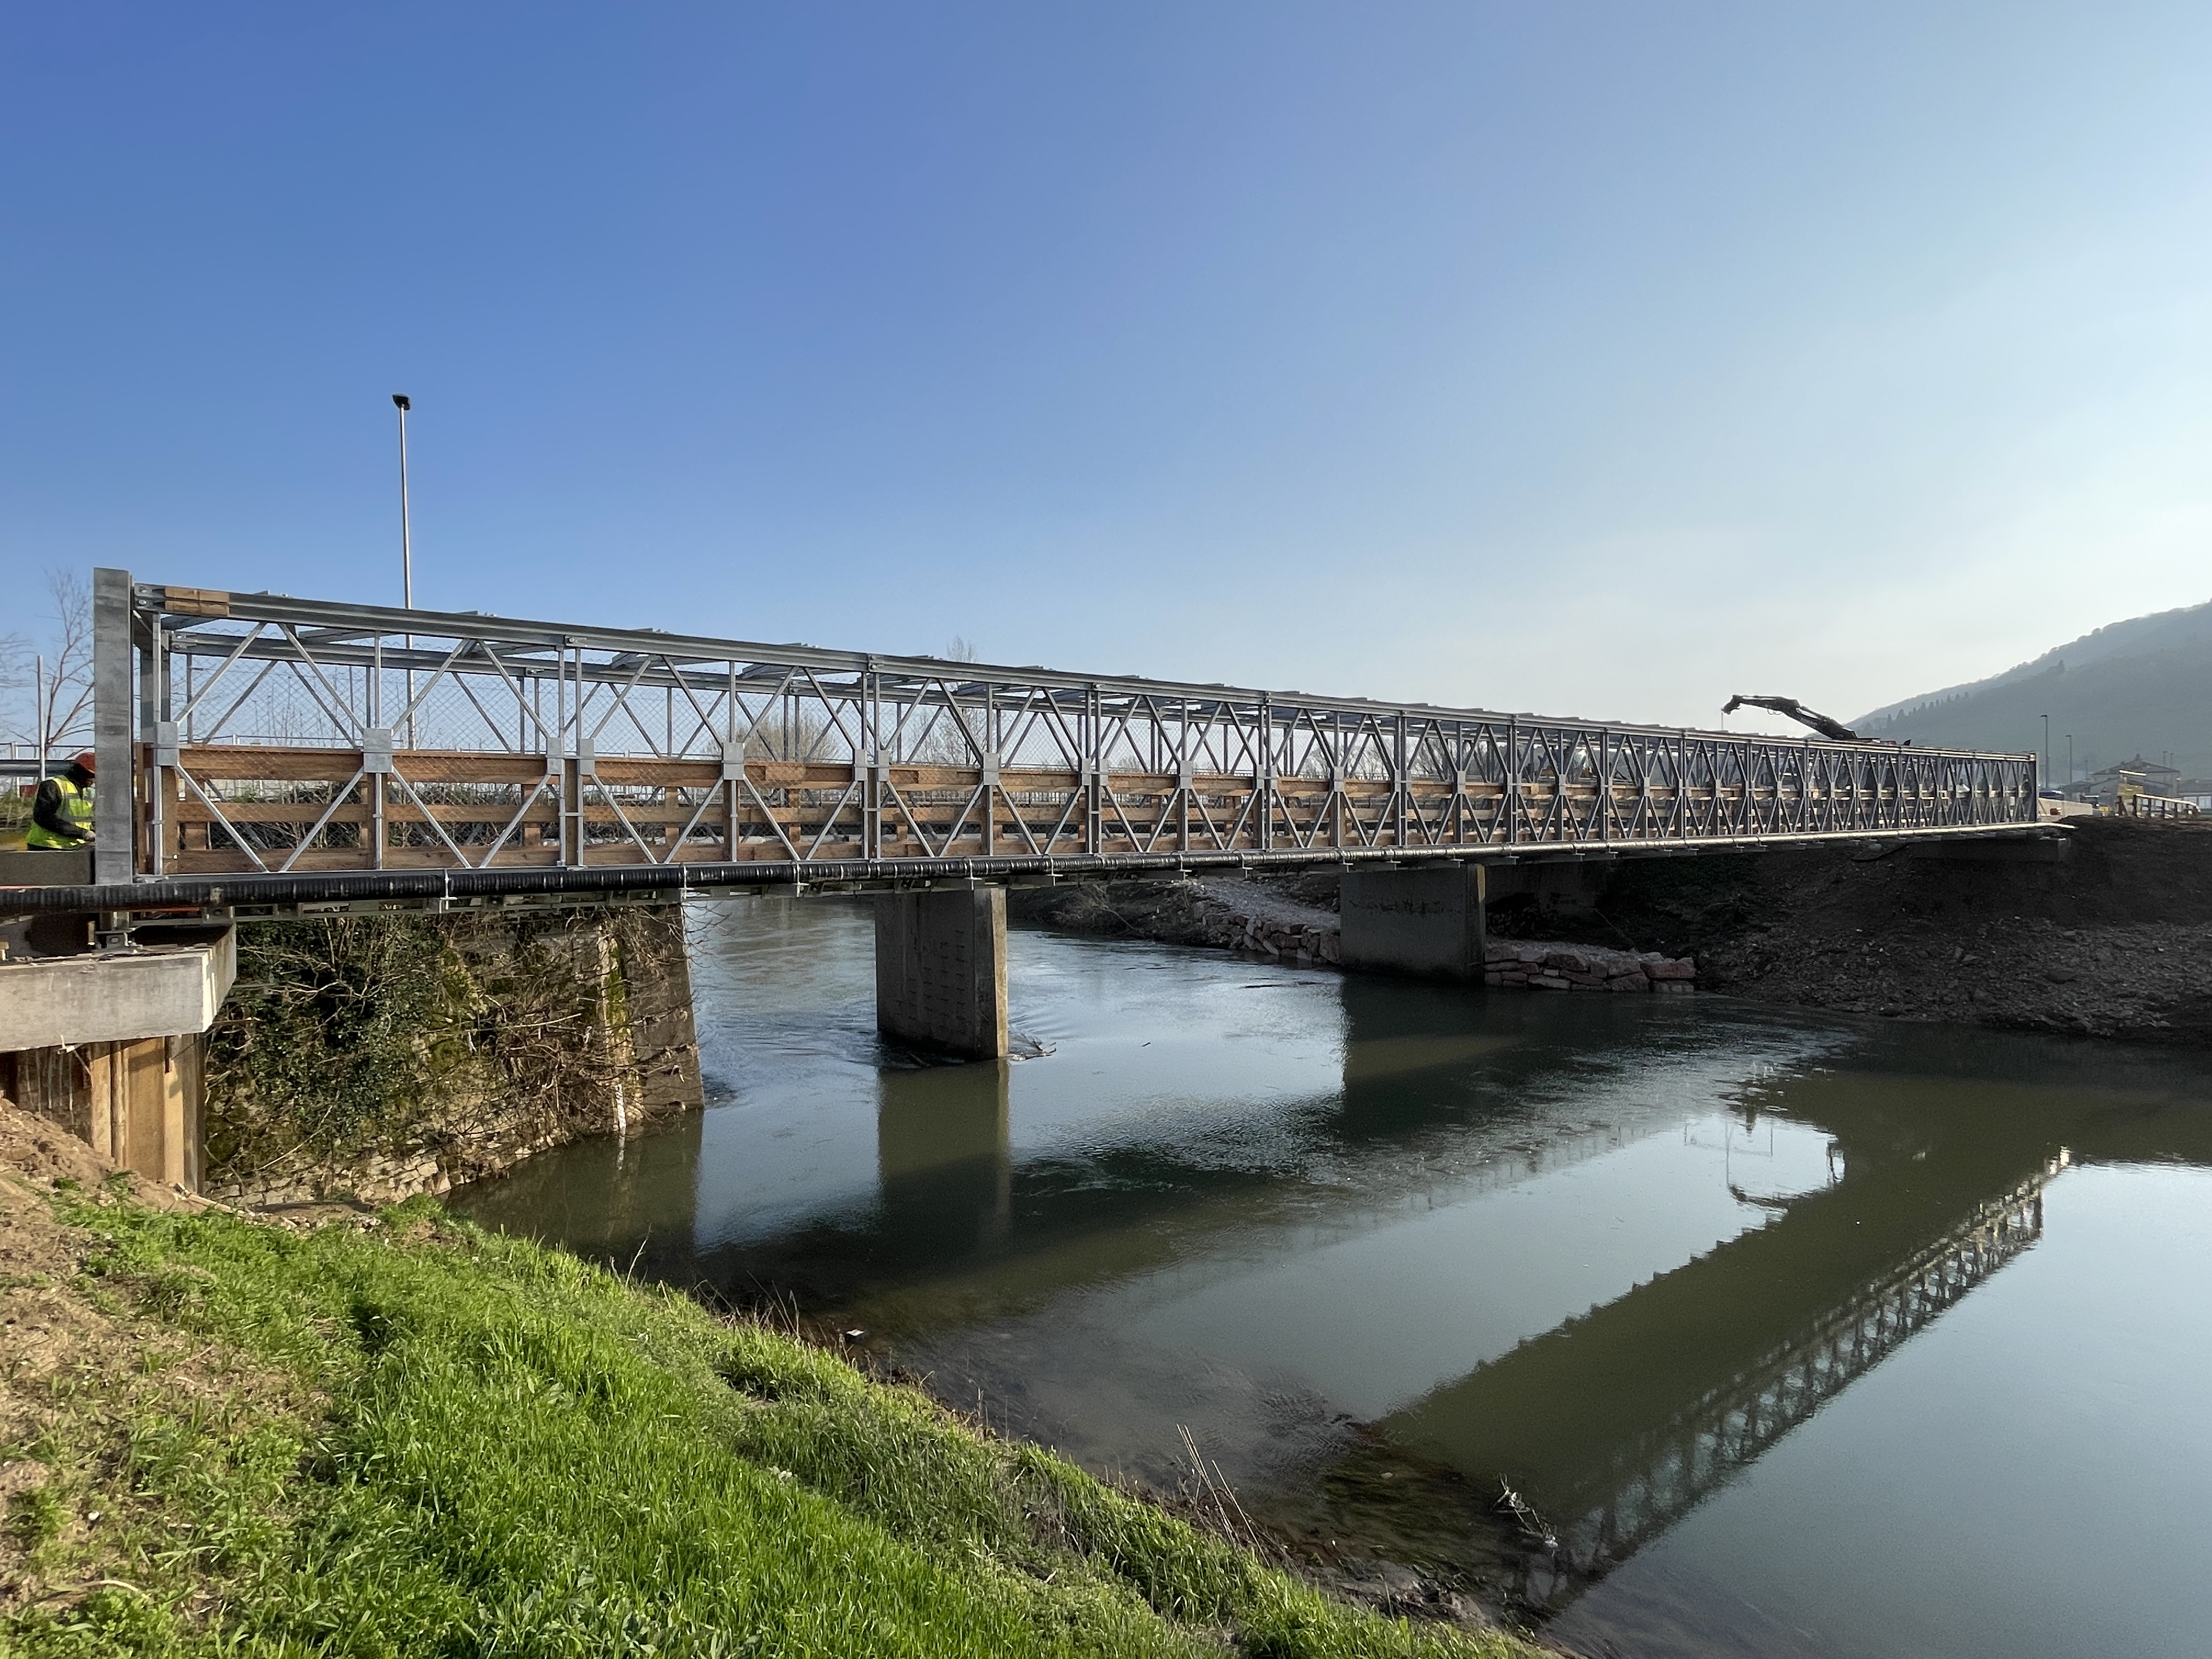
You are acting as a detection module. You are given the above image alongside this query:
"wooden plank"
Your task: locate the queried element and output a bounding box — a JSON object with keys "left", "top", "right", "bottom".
{"left": 589, "top": 759, "right": 724, "bottom": 787}
{"left": 172, "top": 800, "right": 564, "bottom": 827}
{"left": 391, "top": 753, "right": 557, "bottom": 783}
{"left": 180, "top": 746, "right": 541, "bottom": 784}
{"left": 748, "top": 761, "right": 860, "bottom": 787}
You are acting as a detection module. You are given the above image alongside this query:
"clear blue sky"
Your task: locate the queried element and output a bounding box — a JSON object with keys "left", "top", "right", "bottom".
{"left": 6, "top": 3, "right": 2210, "bottom": 737}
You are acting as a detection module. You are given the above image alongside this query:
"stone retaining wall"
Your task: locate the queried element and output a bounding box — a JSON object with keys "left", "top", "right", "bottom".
{"left": 1233, "top": 912, "right": 1343, "bottom": 967}
{"left": 204, "top": 905, "right": 701, "bottom": 1210}
{"left": 1483, "top": 939, "right": 1697, "bottom": 994}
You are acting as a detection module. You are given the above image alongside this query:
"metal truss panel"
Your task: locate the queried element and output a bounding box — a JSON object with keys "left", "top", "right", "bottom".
{"left": 114, "top": 575, "right": 2036, "bottom": 882}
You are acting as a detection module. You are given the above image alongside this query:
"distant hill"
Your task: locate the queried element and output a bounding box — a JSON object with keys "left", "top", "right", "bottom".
{"left": 1853, "top": 599, "right": 2212, "bottom": 783}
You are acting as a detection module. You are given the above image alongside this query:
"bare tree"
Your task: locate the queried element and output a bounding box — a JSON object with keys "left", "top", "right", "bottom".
{"left": 0, "top": 631, "right": 26, "bottom": 719}
{"left": 0, "top": 572, "right": 93, "bottom": 765}
{"left": 911, "top": 635, "right": 988, "bottom": 764}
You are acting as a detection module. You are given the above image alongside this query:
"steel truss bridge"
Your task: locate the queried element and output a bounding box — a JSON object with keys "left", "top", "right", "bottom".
{"left": 59, "top": 569, "right": 2039, "bottom": 911}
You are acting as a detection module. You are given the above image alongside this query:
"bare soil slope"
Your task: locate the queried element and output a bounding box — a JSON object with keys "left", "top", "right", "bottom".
{"left": 1511, "top": 819, "right": 2212, "bottom": 1044}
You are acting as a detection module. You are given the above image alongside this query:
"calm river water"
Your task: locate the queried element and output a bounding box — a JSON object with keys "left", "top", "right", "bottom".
{"left": 451, "top": 898, "right": 2212, "bottom": 1658}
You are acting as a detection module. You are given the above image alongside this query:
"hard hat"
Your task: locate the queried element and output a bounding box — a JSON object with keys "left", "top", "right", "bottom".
{"left": 74, "top": 750, "right": 97, "bottom": 775}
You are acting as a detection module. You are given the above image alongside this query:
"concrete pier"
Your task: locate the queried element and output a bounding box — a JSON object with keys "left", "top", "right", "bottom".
{"left": 1338, "top": 864, "right": 1486, "bottom": 979}
{"left": 874, "top": 887, "right": 1009, "bottom": 1060}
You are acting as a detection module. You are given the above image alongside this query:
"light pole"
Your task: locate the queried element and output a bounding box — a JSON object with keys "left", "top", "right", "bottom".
{"left": 2040, "top": 714, "right": 2049, "bottom": 788}
{"left": 393, "top": 394, "right": 414, "bottom": 749}
{"left": 2066, "top": 735, "right": 2073, "bottom": 792}
{"left": 393, "top": 394, "right": 414, "bottom": 607}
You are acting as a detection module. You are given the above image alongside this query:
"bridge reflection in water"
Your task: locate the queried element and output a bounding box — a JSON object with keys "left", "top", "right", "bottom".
{"left": 877, "top": 1061, "right": 1012, "bottom": 1255}
{"left": 447, "top": 907, "right": 2212, "bottom": 1630}
{"left": 1403, "top": 1165, "right": 2050, "bottom": 1610}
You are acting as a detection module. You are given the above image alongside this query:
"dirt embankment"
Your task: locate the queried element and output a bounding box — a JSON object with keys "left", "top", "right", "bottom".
{"left": 1515, "top": 819, "right": 2212, "bottom": 1045}
{"left": 0, "top": 1105, "right": 272, "bottom": 1620}
{"left": 1013, "top": 821, "right": 2212, "bottom": 1046}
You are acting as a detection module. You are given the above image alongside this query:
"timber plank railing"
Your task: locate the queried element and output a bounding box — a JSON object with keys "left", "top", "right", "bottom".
{"left": 89, "top": 571, "right": 2040, "bottom": 888}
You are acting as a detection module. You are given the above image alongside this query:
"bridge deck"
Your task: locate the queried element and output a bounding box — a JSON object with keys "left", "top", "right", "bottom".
{"left": 55, "top": 571, "right": 2039, "bottom": 912}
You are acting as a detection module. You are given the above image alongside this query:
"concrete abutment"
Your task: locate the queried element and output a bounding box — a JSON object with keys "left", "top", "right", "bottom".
{"left": 0, "top": 923, "right": 235, "bottom": 1193}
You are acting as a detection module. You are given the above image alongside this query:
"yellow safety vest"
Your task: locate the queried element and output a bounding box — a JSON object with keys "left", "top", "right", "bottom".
{"left": 25, "top": 775, "right": 93, "bottom": 848}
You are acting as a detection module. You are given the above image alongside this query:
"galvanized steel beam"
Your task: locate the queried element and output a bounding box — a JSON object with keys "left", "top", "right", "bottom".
{"left": 97, "top": 571, "right": 2039, "bottom": 892}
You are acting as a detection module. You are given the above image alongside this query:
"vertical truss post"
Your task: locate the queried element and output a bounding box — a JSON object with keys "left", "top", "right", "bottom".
{"left": 1673, "top": 732, "right": 1688, "bottom": 840}
{"left": 556, "top": 641, "right": 577, "bottom": 866}
{"left": 862, "top": 667, "right": 882, "bottom": 860}
{"left": 367, "top": 623, "right": 385, "bottom": 871}
{"left": 1175, "top": 710, "right": 1190, "bottom": 855}
{"left": 1084, "top": 685, "right": 1103, "bottom": 856}
{"left": 1255, "top": 697, "right": 1272, "bottom": 853}
{"left": 92, "top": 568, "right": 136, "bottom": 888}
{"left": 133, "top": 599, "right": 159, "bottom": 877}
{"left": 981, "top": 684, "right": 996, "bottom": 859}
{"left": 1392, "top": 712, "right": 1408, "bottom": 848}
{"left": 1444, "top": 725, "right": 1462, "bottom": 844}
{"left": 1328, "top": 715, "right": 1344, "bottom": 851}
{"left": 1598, "top": 727, "right": 1612, "bottom": 844}
{"left": 720, "top": 660, "right": 740, "bottom": 862}
{"left": 146, "top": 603, "right": 173, "bottom": 878}
{"left": 1505, "top": 716, "right": 1519, "bottom": 847}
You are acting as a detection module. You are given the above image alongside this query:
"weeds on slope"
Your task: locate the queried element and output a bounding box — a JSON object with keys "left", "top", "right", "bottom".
{"left": 1, "top": 1194, "right": 1538, "bottom": 1658}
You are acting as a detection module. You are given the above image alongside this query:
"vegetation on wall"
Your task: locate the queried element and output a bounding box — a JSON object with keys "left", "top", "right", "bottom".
{"left": 202, "top": 908, "right": 678, "bottom": 1190}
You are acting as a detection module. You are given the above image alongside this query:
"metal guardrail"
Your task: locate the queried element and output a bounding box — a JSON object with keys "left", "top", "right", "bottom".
{"left": 83, "top": 568, "right": 2039, "bottom": 893}
{"left": 2116, "top": 794, "right": 2204, "bottom": 821}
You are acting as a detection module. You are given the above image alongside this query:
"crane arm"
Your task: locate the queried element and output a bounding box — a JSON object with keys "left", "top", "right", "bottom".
{"left": 1721, "top": 695, "right": 1859, "bottom": 743}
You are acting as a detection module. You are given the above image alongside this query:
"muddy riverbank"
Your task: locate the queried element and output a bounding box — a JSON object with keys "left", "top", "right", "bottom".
{"left": 1013, "top": 820, "right": 2212, "bottom": 1045}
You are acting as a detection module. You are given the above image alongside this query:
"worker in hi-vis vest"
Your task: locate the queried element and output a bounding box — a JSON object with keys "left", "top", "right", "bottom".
{"left": 25, "top": 751, "right": 96, "bottom": 848}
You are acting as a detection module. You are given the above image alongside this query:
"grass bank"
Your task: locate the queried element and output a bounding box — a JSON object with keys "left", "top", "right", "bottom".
{"left": 0, "top": 1160, "right": 1543, "bottom": 1657}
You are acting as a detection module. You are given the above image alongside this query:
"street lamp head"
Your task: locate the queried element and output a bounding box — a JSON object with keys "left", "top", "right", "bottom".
{"left": 392, "top": 393, "right": 411, "bottom": 411}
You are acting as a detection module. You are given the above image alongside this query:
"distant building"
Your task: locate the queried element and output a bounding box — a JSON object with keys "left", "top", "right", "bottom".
{"left": 2173, "top": 778, "right": 2212, "bottom": 809}
{"left": 2065, "top": 755, "right": 2183, "bottom": 806}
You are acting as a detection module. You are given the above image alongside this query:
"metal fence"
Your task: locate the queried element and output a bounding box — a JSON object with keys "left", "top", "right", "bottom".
{"left": 2115, "top": 794, "right": 2204, "bottom": 822}
{"left": 99, "top": 572, "right": 2040, "bottom": 884}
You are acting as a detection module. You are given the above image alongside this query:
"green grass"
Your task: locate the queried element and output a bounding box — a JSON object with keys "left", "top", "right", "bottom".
{"left": 2, "top": 1197, "right": 1539, "bottom": 1658}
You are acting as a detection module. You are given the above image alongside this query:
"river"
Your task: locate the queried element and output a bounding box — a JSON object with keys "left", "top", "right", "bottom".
{"left": 450, "top": 896, "right": 2212, "bottom": 1658}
